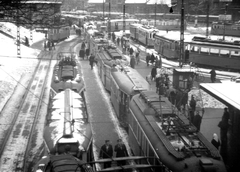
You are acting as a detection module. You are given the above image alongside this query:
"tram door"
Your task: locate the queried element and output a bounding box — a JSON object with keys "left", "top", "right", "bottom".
{"left": 119, "top": 91, "right": 129, "bottom": 129}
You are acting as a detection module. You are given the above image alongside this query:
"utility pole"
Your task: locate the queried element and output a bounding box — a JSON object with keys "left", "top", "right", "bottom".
{"left": 206, "top": 0, "right": 210, "bottom": 38}
{"left": 154, "top": 1, "right": 157, "bottom": 27}
{"left": 108, "top": 0, "right": 111, "bottom": 34}
{"left": 223, "top": 3, "right": 228, "bottom": 41}
{"left": 102, "top": 0, "right": 105, "bottom": 21}
{"left": 123, "top": 0, "right": 126, "bottom": 34}
{"left": 180, "top": 0, "right": 184, "bottom": 67}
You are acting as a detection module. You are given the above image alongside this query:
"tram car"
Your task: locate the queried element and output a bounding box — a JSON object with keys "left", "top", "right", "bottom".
{"left": 130, "top": 24, "right": 159, "bottom": 48}
{"left": 97, "top": 46, "right": 128, "bottom": 91}
{"left": 211, "top": 22, "right": 240, "bottom": 37}
{"left": 47, "top": 25, "right": 70, "bottom": 43}
{"left": 32, "top": 154, "right": 94, "bottom": 172}
{"left": 51, "top": 52, "right": 85, "bottom": 93}
{"left": 154, "top": 31, "right": 195, "bottom": 61}
{"left": 44, "top": 89, "right": 93, "bottom": 161}
{"left": 109, "top": 65, "right": 150, "bottom": 128}
{"left": 33, "top": 88, "right": 93, "bottom": 171}
{"left": 107, "top": 19, "right": 139, "bottom": 32}
{"left": 188, "top": 36, "right": 240, "bottom": 71}
{"left": 128, "top": 90, "right": 227, "bottom": 172}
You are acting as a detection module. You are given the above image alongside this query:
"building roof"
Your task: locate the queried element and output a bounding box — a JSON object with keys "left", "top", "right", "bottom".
{"left": 88, "top": 0, "right": 171, "bottom": 5}
{"left": 200, "top": 83, "right": 240, "bottom": 110}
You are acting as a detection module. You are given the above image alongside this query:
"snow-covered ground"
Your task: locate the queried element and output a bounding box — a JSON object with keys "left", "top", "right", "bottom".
{"left": 0, "top": 22, "right": 238, "bottom": 169}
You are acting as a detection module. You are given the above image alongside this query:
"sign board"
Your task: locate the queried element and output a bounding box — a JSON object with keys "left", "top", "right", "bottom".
{"left": 219, "top": 15, "right": 232, "bottom": 21}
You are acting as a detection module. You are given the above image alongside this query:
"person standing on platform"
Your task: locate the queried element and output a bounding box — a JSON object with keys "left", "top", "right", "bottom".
{"left": 114, "top": 139, "right": 128, "bottom": 166}
{"left": 135, "top": 48, "right": 140, "bottom": 65}
{"left": 100, "top": 140, "right": 113, "bottom": 168}
{"left": 150, "top": 53, "right": 155, "bottom": 65}
{"left": 130, "top": 54, "right": 136, "bottom": 69}
{"left": 89, "top": 53, "right": 95, "bottom": 70}
{"left": 211, "top": 133, "right": 221, "bottom": 150}
{"left": 129, "top": 47, "right": 134, "bottom": 55}
{"left": 117, "top": 37, "right": 120, "bottom": 46}
{"left": 151, "top": 66, "right": 157, "bottom": 81}
{"left": 146, "top": 53, "right": 150, "bottom": 66}
{"left": 210, "top": 69, "right": 216, "bottom": 83}
{"left": 189, "top": 95, "right": 196, "bottom": 123}
{"left": 192, "top": 111, "right": 202, "bottom": 132}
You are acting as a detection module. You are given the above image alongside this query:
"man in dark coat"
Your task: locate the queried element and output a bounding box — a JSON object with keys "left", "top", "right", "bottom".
{"left": 89, "top": 53, "right": 95, "bottom": 70}
{"left": 189, "top": 95, "right": 196, "bottom": 123}
{"left": 193, "top": 111, "right": 202, "bottom": 132}
{"left": 114, "top": 139, "right": 128, "bottom": 166}
{"left": 151, "top": 66, "right": 157, "bottom": 81}
{"left": 100, "top": 140, "right": 113, "bottom": 168}
{"left": 210, "top": 69, "right": 216, "bottom": 83}
{"left": 129, "top": 47, "right": 134, "bottom": 55}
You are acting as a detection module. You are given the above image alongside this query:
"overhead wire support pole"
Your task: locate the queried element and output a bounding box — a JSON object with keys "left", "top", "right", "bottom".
{"left": 123, "top": 0, "right": 126, "bottom": 35}
{"left": 223, "top": 3, "right": 228, "bottom": 41}
{"left": 206, "top": 0, "right": 210, "bottom": 38}
{"left": 16, "top": 2, "right": 21, "bottom": 58}
{"left": 154, "top": 1, "right": 157, "bottom": 28}
{"left": 180, "top": 0, "right": 185, "bottom": 67}
{"left": 108, "top": 0, "right": 111, "bottom": 34}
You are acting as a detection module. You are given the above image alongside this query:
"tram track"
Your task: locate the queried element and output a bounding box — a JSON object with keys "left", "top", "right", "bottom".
{"left": 0, "top": 52, "right": 53, "bottom": 172}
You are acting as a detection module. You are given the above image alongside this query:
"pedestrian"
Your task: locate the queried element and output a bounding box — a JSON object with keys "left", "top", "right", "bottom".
{"left": 89, "top": 53, "right": 95, "bottom": 70}
{"left": 117, "top": 37, "right": 120, "bottom": 46}
{"left": 151, "top": 66, "right": 157, "bottom": 81}
{"left": 155, "top": 74, "right": 160, "bottom": 93}
{"left": 146, "top": 53, "right": 150, "bottom": 66}
{"left": 51, "top": 41, "right": 55, "bottom": 50}
{"left": 47, "top": 40, "right": 51, "bottom": 51}
{"left": 150, "top": 53, "right": 155, "bottom": 65}
{"left": 81, "top": 41, "right": 86, "bottom": 50}
{"left": 192, "top": 111, "right": 202, "bottom": 132}
{"left": 100, "top": 140, "right": 113, "bottom": 168}
{"left": 130, "top": 54, "right": 136, "bottom": 69}
{"left": 112, "top": 32, "right": 116, "bottom": 43}
{"left": 114, "top": 139, "right": 128, "bottom": 166}
{"left": 44, "top": 41, "right": 47, "bottom": 51}
{"left": 79, "top": 49, "right": 85, "bottom": 60}
{"left": 129, "top": 47, "right": 134, "bottom": 55}
{"left": 189, "top": 95, "right": 196, "bottom": 123}
{"left": 218, "top": 108, "right": 229, "bottom": 143}
{"left": 135, "top": 49, "right": 140, "bottom": 65}
{"left": 209, "top": 69, "right": 216, "bottom": 83}
{"left": 85, "top": 47, "right": 90, "bottom": 59}
{"left": 211, "top": 133, "right": 220, "bottom": 150}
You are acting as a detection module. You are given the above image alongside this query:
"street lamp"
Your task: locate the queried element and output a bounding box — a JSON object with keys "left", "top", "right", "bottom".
{"left": 223, "top": 3, "right": 228, "bottom": 41}
{"left": 180, "top": 0, "right": 185, "bottom": 67}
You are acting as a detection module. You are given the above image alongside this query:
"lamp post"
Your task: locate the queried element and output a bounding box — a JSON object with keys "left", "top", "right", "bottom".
{"left": 154, "top": 1, "right": 157, "bottom": 27}
{"left": 108, "top": 0, "right": 111, "bottom": 34}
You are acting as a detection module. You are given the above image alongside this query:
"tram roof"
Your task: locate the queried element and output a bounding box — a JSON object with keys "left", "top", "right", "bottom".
{"left": 200, "top": 83, "right": 240, "bottom": 110}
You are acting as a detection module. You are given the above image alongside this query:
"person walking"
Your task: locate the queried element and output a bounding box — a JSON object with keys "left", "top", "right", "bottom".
{"left": 130, "top": 55, "right": 136, "bottom": 69}
{"left": 89, "top": 53, "right": 95, "bottom": 70}
{"left": 192, "top": 111, "right": 202, "bottom": 132}
{"left": 209, "top": 69, "right": 216, "bottom": 83}
{"left": 211, "top": 133, "right": 220, "bottom": 150}
{"left": 100, "top": 140, "right": 113, "bottom": 168}
{"left": 129, "top": 47, "right": 134, "bottom": 55}
{"left": 114, "top": 139, "right": 128, "bottom": 166}
{"left": 146, "top": 53, "right": 150, "bottom": 66}
{"left": 85, "top": 47, "right": 90, "bottom": 59}
{"left": 189, "top": 95, "right": 196, "bottom": 123}
{"left": 117, "top": 37, "right": 120, "bottom": 46}
{"left": 135, "top": 48, "right": 140, "bottom": 65}
{"left": 151, "top": 66, "right": 157, "bottom": 81}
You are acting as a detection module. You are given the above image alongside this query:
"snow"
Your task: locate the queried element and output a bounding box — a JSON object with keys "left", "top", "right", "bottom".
{"left": 0, "top": 21, "right": 238, "bottom": 170}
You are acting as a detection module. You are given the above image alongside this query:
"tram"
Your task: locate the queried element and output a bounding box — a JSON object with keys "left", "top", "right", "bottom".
{"left": 107, "top": 19, "right": 139, "bottom": 32}
{"left": 128, "top": 90, "right": 227, "bottom": 172}
{"left": 211, "top": 22, "right": 240, "bottom": 37}
{"left": 47, "top": 25, "right": 70, "bottom": 42}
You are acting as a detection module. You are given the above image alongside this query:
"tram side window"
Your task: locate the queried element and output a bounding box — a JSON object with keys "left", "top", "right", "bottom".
{"left": 210, "top": 47, "right": 219, "bottom": 55}
{"left": 200, "top": 47, "right": 209, "bottom": 54}
{"left": 148, "top": 145, "right": 155, "bottom": 165}
{"left": 219, "top": 49, "right": 230, "bottom": 56}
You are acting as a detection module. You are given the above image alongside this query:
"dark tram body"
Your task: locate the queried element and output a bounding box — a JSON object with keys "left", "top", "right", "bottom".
{"left": 97, "top": 47, "right": 128, "bottom": 91}
{"left": 211, "top": 22, "right": 240, "bottom": 37}
{"left": 110, "top": 66, "right": 150, "bottom": 128}
{"left": 128, "top": 91, "right": 227, "bottom": 172}
{"left": 188, "top": 37, "right": 240, "bottom": 71}
{"left": 51, "top": 52, "right": 85, "bottom": 93}
{"left": 47, "top": 25, "right": 70, "bottom": 43}
{"left": 130, "top": 23, "right": 158, "bottom": 48}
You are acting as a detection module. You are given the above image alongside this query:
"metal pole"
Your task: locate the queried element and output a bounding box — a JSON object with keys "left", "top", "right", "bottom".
{"left": 206, "top": 1, "right": 210, "bottom": 38}
{"left": 154, "top": 2, "right": 157, "bottom": 27}
{"left": 223, "top": 3, "right": 228, "bottom": 41}
{"left": 180, "top": 0, "right": 184, "bottom": 67}
{"left": 102, "top": 0, "right": 105, "bottom": 21}
{"left": 123, "top": 0, "right": 126, "bottom": 34}
{"left": 108, "top": 0, "right": 111, "bottom": 33}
